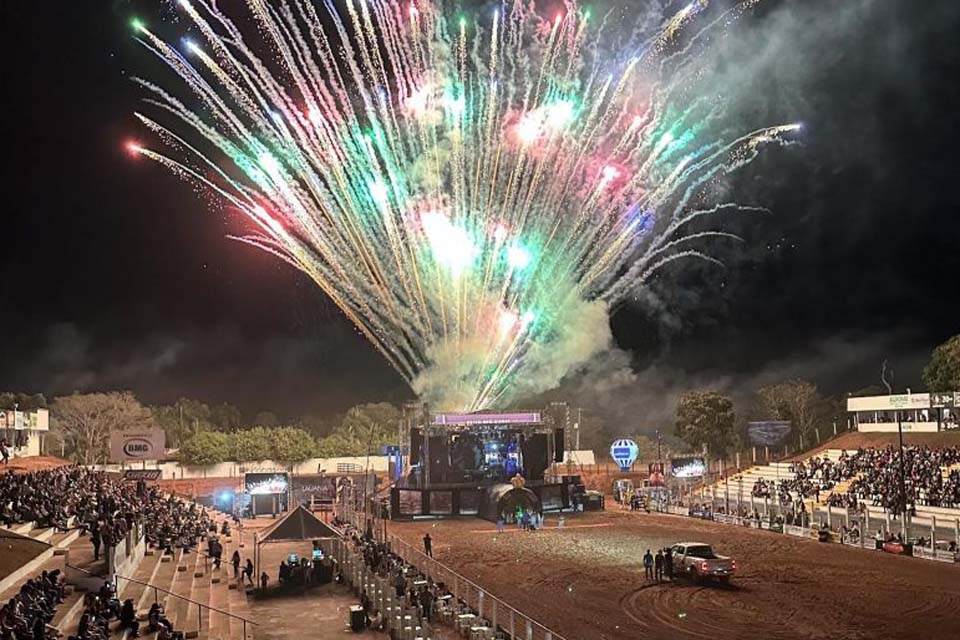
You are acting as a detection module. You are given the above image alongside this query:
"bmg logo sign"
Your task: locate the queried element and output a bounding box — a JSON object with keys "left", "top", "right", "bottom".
{"left": 123, "top": 438, "right": 153, "bottom": 458}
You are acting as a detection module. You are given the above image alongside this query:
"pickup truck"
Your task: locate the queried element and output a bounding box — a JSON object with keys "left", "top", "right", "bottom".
{"left": 670, "top": 542, "right": 736, "bottom": 584}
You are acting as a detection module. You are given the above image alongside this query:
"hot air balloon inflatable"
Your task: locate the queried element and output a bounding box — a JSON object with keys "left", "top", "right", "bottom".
{"left": 610, "top": 439, "right": 640, "bottom": 472}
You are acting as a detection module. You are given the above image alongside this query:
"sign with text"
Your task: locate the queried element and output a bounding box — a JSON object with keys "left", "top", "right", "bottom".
{"left": 123, "top": 469, "right": 162, "bottom": 481}
{"left": 109, "top": 430, "right": 166, "bottom": 462}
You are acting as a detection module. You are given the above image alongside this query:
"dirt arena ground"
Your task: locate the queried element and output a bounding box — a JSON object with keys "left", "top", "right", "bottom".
{"left": 389, "top": 509, "right": 960, "bottom": 640}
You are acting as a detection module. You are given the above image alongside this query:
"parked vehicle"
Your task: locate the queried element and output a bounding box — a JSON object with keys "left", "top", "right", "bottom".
{"left": 670, "top": 542, "right": 736, "bottom": 584}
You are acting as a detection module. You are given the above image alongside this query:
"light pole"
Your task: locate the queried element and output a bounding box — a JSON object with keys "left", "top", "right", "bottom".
{"left": 896, "top": 408, "right": 909, "bottom": 533}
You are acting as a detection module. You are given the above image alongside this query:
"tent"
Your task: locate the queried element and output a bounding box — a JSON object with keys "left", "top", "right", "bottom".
{"left": 254, "top": 506, "right": 340, "bottom": 579}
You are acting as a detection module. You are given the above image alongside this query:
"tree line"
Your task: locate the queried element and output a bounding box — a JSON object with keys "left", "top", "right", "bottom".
{"left": 673, "top": 333, "right": 960, "bottom": 457}
{"left": 3, "top": 333, "right": 957, "bottom": 465}
{"left": 0, "top": 391, "right": 404, "bottom": 466}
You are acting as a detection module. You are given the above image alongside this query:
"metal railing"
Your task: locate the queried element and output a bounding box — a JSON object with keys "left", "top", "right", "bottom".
{"left": 114, "top": 572, "right": 257, "bottom": 639}
{"left": 387, "top": 533, "right": 566, "bottom": 640}
{"left": 337, "top": 508, "right": 566, "bottom": 640}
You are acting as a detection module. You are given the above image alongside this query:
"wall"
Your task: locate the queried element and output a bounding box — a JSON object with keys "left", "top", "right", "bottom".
{"left": 92, "top": 455, "right": 390, "bottom": 480}
{"left": 106, "top": 524, "right": 146, "bottom": 581}
{"left": 857, "top": 423, "right": 940, "bottom": 433}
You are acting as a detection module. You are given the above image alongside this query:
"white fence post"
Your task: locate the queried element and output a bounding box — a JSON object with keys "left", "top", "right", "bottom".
{"left": 526, "top": 619, "right": 533, "bottom": 640}
{"left": 510, "top": 610, "right": 515, "bottom": 640}
{"left": 479, "top": 590, "right": 484, "bottom": 620}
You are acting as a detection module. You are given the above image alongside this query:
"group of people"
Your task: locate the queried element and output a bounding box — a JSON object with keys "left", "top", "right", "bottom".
{"left": 0, "top": 467, "right": 212, "bottom": 556}
{"left": 748, "top": 446, "right": 960, "bottom": 514}
{"left": 70, "top": 582, "right": 145, "bottom": 640}
{"left": 641, "top": 548, "right": 674, "bottom": 582}
{"left": 0, "top": 570, "right": 64, "bottom": 640}
{"left": 335, "top": 518, "right": 464, "bottom": 633}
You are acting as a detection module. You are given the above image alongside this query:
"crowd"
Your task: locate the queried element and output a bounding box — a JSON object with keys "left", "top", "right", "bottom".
{"left": 748, "top": 446, "right": 960, "bottom": 513}
{"left": 0, "top": 466, "right": 214, "bottom": 640}
{"left": 0, "top": 466, "right": 211, "bottom": 555}
{"left": 0, "top": 570, "right": 65, "bottom": 640}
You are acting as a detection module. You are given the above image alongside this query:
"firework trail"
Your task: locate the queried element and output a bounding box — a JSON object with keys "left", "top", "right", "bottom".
{"left": 129, "top": 0, "right": 799, "bottom": 411}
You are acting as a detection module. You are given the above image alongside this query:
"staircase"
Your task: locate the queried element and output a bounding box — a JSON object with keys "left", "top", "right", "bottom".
{"left": 2, "top": 512, "right": 256, "bottom": 640}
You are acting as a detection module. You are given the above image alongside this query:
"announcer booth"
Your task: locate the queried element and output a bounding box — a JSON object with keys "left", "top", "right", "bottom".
{"left": 390, "top": 410, "right": 578, "bottom": 521}
{"left": 244, "top": 472, "right": 290, "bottom": 517}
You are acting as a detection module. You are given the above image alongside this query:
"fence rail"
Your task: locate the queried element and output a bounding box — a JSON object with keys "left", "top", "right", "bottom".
{"left": 114, "top": 572, "right": 257, "bottom": 639}
{"left": 338, "top": 508, "right": 566, "bottom": 640}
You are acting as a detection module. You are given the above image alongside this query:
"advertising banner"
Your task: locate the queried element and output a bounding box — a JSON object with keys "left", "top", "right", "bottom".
{"left": 670, "top": 457, "right": 707, "bottom": 478}
{"left": 109, "top": 430, "right": 166, "bottom": 462}
{"left": 746, "top": 421, "right": 792, "bottom": 446}
{"left": 647, "top": 462, "right": 666, "bottom": 487}
{"left": 245, "top": 472, "right": 290, "bottom": 495}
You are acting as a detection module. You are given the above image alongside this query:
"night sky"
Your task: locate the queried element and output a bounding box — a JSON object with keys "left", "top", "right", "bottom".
{"left": 2, "top": 0, "right": 958, "bottom": 421}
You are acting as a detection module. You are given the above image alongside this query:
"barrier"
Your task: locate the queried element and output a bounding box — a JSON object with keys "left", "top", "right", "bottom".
{"left": 335, "top": 509, "right": 565, "bottom": 640}
{"left": 677, "top": 492, "right": 960, "bottom": 565}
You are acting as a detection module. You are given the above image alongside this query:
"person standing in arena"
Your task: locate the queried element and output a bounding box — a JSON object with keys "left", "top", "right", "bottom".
{"left": 643, "top": 550, "right": 654, "bottom": 580}
{"left": 423, "top": 532, "right": 433, "bottom": 557}
{"left": 654, "top": 549, "right": 664, "bottom": 582}
{"left": 664, "top": 547, "right": 674, "bottom": 581}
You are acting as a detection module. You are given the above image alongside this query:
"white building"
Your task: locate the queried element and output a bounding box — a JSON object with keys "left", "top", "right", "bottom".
{"left": 1, "top": 408, "right": 50, "bottom": 457}
{"left": 847, "top": 392, "right": 959, "bottom": 433}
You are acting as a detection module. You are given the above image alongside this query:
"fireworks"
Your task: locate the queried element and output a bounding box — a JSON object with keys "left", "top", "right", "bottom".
{"left": 130, "top": 0, "right": 799, "bottom": 411}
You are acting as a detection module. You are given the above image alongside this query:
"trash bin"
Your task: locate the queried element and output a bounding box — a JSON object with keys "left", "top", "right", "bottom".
{"left": 349, "top": 605, "right": 365, "bottom": 632}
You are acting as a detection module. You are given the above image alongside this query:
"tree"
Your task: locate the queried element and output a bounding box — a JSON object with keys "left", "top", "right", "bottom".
{"left": 230, "top": 427, "right": 273, "bottom": 463}
{"left": 51, "top": 392, "right": 153, "bottom": 464}
{"left": 210, "top": 403, "right": 244, "bottom": 432}
{"left": 674, "top": 391, "right": 736, "bottom": 456}
{"left": 253, "top": 411, "right": 279, "bottom": 428}
{"left": 316, "top": 431, "right": 365, "bottom": 457}
{"left": 338, "top": 403, "right": 401, "bottom": 453}
{"left": 270, "top": 427, "right": 317, "bottom": 465}
{"left": 0, "top": 392, "right": 48, "bottom": 410}
{"left": 923, "top": 335, "right": 960, "bottom": 392}
{"left": 757, "top": 380, "right": 820, "bottom": 441}
{"left": 151, "top": 398, "right": 213, "bottom": 448}
{"left": 179, "top": 431, "right": 231, "bottom": 466}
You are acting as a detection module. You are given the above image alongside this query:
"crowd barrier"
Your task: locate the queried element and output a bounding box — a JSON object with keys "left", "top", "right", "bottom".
{"left": 669, "top": 489, "right": 960, "bottom": 564}
{"left": 336, "top": 510, "right": 566, "bottom": 640}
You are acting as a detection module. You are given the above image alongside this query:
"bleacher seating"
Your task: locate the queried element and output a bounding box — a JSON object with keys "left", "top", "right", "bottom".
{"left": 719, "top": 445, "right": 960, "bottom": 529}
{"left": 2, "top": 466, "right": 254, "bottom": 640}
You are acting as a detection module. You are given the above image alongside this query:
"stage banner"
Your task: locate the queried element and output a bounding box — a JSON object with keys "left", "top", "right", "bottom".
{"left": 746, "top": 421, "right": 792, "bottom": 446}
{"left": 109, "top": 429, "right": 166, "bottom": 462}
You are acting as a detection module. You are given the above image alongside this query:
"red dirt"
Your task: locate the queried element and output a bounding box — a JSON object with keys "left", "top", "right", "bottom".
{"left": 1, "top": 456, "right": 71, "bottom": 474}
{"left": 389, "top": 509, "right": 960, "bottom": 640}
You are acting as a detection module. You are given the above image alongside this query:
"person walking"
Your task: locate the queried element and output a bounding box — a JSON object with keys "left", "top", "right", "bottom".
{"left": 0, "top": 438, "right": 9, "bottom": 465}
{"left": 91, "top": 527, "right": 102, "bottom": 562}
{"left": 643, "top": 550, "right": 654, "bottom": 581}
{"left": 422, "top": 533, "right": 433, "bottom": 558}
{"left": 231, "top": 550, "right": 241, "bottom": 579}
{"left": 654, "top": 549, "right": 664, "bottom": 582}
{"left": 244, "top": 559, "right": 254, "bottom": 586}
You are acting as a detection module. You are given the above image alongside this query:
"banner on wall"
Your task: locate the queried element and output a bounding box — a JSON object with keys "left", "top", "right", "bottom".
{"left": 109, "top": 430, "right": 166, "bottom": 462}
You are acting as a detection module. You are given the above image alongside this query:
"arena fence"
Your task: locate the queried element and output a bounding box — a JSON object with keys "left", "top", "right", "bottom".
{"left": 337, "top": 508, "right": 567, "bottom": 640}
{"left": 666, "top": 485, "right": 960, "bottom": 564}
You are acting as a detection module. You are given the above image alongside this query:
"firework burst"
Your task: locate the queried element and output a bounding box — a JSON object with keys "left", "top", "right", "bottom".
{"left": 130, "top": 0, "right": 799, "bottom": 410}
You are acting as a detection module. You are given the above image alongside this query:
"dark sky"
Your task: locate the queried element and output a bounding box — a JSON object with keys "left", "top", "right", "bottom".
{"left": 1, "top": 0, "right": 958, "bottom": 421}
